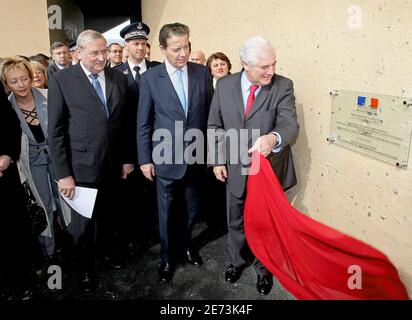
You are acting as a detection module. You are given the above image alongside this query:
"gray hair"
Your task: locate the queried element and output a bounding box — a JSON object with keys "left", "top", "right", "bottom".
{"left": 76, "top": 29, "right": 106, "bottom": 49}
{"left": 239, "top": 36, "right": 275, "bottom": 67}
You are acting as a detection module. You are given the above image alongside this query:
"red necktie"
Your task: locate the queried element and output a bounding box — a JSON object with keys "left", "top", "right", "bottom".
{"left": 245, "top": 85, "right": 258, "bottom": 118}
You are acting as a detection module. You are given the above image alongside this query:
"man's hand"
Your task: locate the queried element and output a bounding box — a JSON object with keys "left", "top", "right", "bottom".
{"left": 213, "top": 165, "right": 228, "bottom": 182}
{"left": 0, "top": 155, "right": 12, "bottom": 177}
{"left": 248, "top": 134, "right": 277, "bottom": 157}
{"left": 140, "top": 163, "right": 155, "bottom": 181}
{"left": 58, "top": 176, "right": 76, "bottom": 199}
{"left": 121, "top": 163, "right": 134, "bottom": 179}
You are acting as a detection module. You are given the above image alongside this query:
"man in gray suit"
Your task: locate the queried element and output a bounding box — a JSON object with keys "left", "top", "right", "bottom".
{"left": 208, "top": 36, "right": 299, "bottom": 295}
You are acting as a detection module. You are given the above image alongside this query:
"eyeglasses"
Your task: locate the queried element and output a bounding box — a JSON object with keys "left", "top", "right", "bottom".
{"left": 88, "top": 49, "right": 109, "bottom": 57}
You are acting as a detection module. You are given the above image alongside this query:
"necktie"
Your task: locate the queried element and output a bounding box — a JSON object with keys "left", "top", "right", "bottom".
{"left": 133, "top": 66, "right": 141, "bottom": 84}
{"left": 89, "top": 74, "right": 109, "bottom": 118}
{"left": 175, "top": 69, "right": 187, "bottom": 114}
{"left": 245, "top": 84, "right": 259, "bottom": 118}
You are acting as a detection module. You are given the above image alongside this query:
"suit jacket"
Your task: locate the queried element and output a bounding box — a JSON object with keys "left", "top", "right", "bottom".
{"left": 114, "top": 59, "right": 161, "bottom": 106}
{"left": 207, "top": 72, "right": 299, "bottom": 197}
{"left": 114, "top": 59, "right": 161, "bottom": 161}
{"left": 47, "top": 63, "right": 135, "bottom": 183}
{"left": 46, "top": 61, "right": 66, "bottom": 80}
{"left": 137, "top": 62, "right": 214, "bottom": 179}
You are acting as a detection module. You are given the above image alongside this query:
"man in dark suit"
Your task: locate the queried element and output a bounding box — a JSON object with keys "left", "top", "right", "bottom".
{"left": 208, "top": 36, "right": 299, "bottom": 295}
{"left": 48, "top": 29, "right": 135, "bottom": 292}
{"left": 114, "top": 22, "right": 160, "bottom": 250}
{"left": 137, "top": 22, "right": 213, "bottom": 282}
{"left": 46, "top": 42, "right": 71, "bottom": 79}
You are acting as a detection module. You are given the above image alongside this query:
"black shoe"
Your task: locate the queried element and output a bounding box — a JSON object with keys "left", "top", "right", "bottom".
{"left": 159, "top": 263, "right": 173, "bottom": 283}
{"left": 185, "top": 249, "right": 203, "bottom": 267}
{"left": 80, "top": 272, "right": 97, "bottom": 293}
{"left": 103, "top": 255, "right": 123, "bottom": 270}
{"left": 225, "top": 265, "right": 244, "bottom": 283}
{"left": 256, "top": 275, "right": 273, "bottom": 295}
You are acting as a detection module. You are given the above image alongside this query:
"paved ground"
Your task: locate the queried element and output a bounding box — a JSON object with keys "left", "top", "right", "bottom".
{"left": 17, "top": 221, "right": 294, "bottom": 301}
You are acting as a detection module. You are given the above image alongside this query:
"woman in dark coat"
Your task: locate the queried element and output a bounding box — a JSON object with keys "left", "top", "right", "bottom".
{"left": 0, "top": 81, "right": 32, "bottom": 299}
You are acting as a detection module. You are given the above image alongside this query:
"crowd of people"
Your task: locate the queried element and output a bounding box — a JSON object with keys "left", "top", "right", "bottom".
{"left": 0, "top": 20, "right": 298, "bottom": 300}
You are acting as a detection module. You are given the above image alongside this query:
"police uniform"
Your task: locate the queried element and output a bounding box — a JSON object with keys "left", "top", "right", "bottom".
{"left": 114, "top": 22, "right": 160, "bottom": 248}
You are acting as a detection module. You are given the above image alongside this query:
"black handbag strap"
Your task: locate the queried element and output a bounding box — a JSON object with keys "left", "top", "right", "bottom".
{"left": 23, "top": 182, "right": 37, "bottom": 203}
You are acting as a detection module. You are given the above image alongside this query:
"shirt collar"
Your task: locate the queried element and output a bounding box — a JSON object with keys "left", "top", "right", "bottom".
{"left": 241, "top": 71, "right": 256, "bottom": 93}
{"left": 56, "top": 63, "right": 67, "bottom": 70}
{"left": 127, "top": 59, "right": 146, "bottom": 71}
{"left": 80, "top": 61, "right": 105, "bottom": 79}
{"left": 165, "top": 58, "right": 188, "bottom": 76}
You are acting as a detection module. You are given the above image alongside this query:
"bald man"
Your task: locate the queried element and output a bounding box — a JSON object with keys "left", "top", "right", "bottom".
{"left": 189, "top": 50, "right": 206, "bottom": 65}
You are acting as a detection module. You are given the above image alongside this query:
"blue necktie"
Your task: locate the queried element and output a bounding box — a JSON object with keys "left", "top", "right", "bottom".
{"left": 89, "top": 74, "right": 109, "bottom": 118}
{"left": 175, "top": 69, "right": 187, "bottom": 114}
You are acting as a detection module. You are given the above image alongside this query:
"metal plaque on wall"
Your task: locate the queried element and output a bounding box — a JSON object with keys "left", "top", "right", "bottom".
{"left": 329, "top": 90, "right": 412, "bottom": 169}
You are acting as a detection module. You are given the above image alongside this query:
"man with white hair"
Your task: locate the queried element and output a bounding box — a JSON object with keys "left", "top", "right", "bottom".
{"left": 48, "top": 29, "right": 135, "bottom": 292}
{"left": 208, "top": 36, "right": 299, "bottom": 295}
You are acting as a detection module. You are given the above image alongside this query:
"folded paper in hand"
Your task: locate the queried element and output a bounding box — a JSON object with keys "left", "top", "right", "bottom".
{"left": 61, "top": 186, "right": 98, "bottom": 219}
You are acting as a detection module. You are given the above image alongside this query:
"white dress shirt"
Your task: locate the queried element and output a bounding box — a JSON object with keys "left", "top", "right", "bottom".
{"left": 128, "top": 59, "right": 147, "bottom": 79}
{"left": 164, "top": 59, "right": 189, "bottom": 112}
{"left": 240, "top": 71, "right": 282, "bottom": 152}
{"left": 80, "top": 61, "right": 106, "bottom": 102}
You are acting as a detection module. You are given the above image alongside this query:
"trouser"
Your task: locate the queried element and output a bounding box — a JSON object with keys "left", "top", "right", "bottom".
{"left": 156, "top": 166, "right": 200, "bottom": 263}
{"left": 226, "top": 189, "right": 270, "bottom": 276}
{"left": 71, "top": 175, "right": 120, "bottom": 274}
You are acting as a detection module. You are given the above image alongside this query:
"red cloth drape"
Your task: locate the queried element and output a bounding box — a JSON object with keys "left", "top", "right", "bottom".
{"left": 244, "top": 153, "right": 408, "bottom": 300}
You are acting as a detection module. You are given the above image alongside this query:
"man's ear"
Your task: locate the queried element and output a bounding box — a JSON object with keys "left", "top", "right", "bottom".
{"left": 75, "top": 47, "right": 82, "bottom": 59}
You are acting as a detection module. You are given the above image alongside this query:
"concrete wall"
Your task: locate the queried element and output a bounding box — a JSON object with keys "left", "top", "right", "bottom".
{"left": 142, "top": 0, "right": 412, "bottom": 296}
{"left": 0, "top": 0, "right": 50, "bottom": 57}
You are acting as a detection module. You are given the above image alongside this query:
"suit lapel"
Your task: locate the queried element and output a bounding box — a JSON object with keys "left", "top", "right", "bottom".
{"left": 74, "top": 64, "right": 107, "bottom": 118}
{"left": 75, "top": 64, "right": 102, "bottom": 105}
{"left": 231, "top": 74, "right": 246, "bottom": 121}
{"left": 245, "top": 84, "right": 270, "bottom": 120}
{"left": 158, "top": 63, "right": 186, "bottom": 116}
{"left": 104, "top": 68, "right": 115, "bottom": 114}
{"left": 187, "top": 63, "right": 196, "bottom": 113}
{"left": 124, "top": 62, "right": 137, "bottom": 88}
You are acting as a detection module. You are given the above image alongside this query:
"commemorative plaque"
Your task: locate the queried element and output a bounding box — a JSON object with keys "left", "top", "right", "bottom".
{"left": 329, "top": 90, "right": 412, "bottom": 169}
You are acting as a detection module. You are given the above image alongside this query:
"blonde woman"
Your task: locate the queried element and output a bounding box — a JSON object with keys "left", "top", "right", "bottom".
{"left": 0, "top": 56, "right": 70, "bottom": 260}
{"left": 30, "top": 60, "right": 48, "bottom": 89}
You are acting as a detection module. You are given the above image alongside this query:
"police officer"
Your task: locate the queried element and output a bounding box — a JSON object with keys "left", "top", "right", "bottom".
{"left": 114, "top": 22, "right": 160, "bottom": 251}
